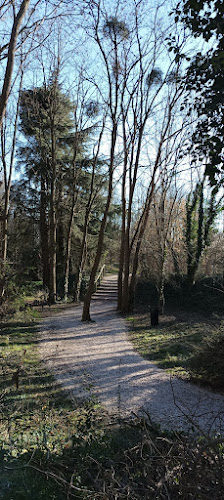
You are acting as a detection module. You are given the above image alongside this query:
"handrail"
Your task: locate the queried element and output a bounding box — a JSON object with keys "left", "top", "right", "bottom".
{"left": 94, "top": 264, "right": 106, "bottom": 291}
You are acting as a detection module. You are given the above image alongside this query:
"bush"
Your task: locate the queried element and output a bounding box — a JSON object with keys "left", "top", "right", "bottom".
{"left": 189, "top": 329, "right": 224, "bottom": 388}
{"left": 135, "top": 276, "right": 224, "bottom": 315}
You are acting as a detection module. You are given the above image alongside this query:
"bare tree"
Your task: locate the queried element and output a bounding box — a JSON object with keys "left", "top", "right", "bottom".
{"left": 0, "top": 69, "right": 24, "bottom": 302}
{"left": 0, "top": 0, "right": 30, "bottom": 128}
{"left": 116, "top": 3, "right": 188, "bottom": 313}
{"left": 81, "top": 4, "right": 129, "bottom": 320}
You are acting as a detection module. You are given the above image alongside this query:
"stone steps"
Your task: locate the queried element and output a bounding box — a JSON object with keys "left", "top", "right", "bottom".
{"left": 91, "top": 275, "right": 118, "bottom": 301}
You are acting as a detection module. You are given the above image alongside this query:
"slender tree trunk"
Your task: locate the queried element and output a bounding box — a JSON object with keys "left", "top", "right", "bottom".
{"left": 121, "top": 127, "right": 145, "bottom": 313}
{"left": 118, "top": 106, "right": 128, "bottom": 310}
{"left": 128, "top": 215, "right": 148, "bottom": 313}
{"left": 81, "top": 182, "right": 113, "bottom": 320}
{"left": 73, "top": 171, "right": 93, "bottom": 302}
{"left": 0, "top": 185, "right": 10, "bottom": 302}
{"left": 40, "top": 175, "right": 50, "bottom": 289}
{"left": 64, "top": 192, "right": 78, "bottom": 301}
{"left": 128, "top": 176, "right": 157, "bottom": 312}
{"left": 117, "top": 160, "right": 127, "bottom": 310}
{"left": 74, "top": 216, "right": 88, "bottom": 302}
{"left": 0, "top": 0, "right": 30, "bottom": 128}
{"left": 0, "top": 70, "right": 23, "bottom": 302}
{"left": 57, "top": 181, "right": 65, "bottom": 283}
{"left": 49, "top": 122, "right": 57, "bottom": 304}
{"left": 64, "top": 219, "right": 73, "bottom": 302}
{"left": 117, "top": 225, "right": 125, "bottom": 310}
{"left": 82, "top": 124, "right": 117, "bottom": 321}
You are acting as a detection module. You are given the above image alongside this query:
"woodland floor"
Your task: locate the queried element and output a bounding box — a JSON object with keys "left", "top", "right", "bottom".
{"left": 39, "top": 282, "right": 224, "bottom": 436}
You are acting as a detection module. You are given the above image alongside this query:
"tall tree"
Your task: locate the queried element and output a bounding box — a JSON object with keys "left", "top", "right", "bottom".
{"left": 18, "top": 80, "right": 74, "bottom": 300}
{"left": 0, "top": 69, "right": 24, "bottom": 302}
{"left": 81, "top": 8, "right": 127, "bottom": 321}
{"left": 116, "top": 5, "right": 187, "bottom": 313}
{"left": 0, "top": 0, "right": 30, "bottom": 128}
{"left": 185, "top": 177, "right": 222, "bottom": 284}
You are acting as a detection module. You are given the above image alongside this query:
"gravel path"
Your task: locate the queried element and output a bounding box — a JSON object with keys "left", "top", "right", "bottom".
{"left": 39, "top": 297, "right": 224, "bottom": 435}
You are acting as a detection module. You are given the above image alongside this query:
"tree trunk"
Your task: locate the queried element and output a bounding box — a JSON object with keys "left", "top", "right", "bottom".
{"left": 0, "top": 0, "right": 30, "bottom": 128}
{"left": 73, "top": 217, "right": 88, "bottom": 302}
{"left": 0, "top": 187, "right": 10, "bottom": 302}
{"left": 127, "top": 178, "right": 156, "bottom": 312}
{"left": 82, "top": 124, "right": 117, "bottom": 321}
{"left": 82, "top": 175, "right": 113, "bottom": 320}
{"left": 64, "top": 193, "right": 78, "bottom": 301}
{"left": 73, "top": 153, "right": 97, "bottom": 303}
{"left": 64, "top": 214, "right": 73, "bottom": 302}
{"left": 49, "top": 122, "right": 57, "bottom": 304}
{"left": 0, "top": 70, "right": 22, "bottom": 302}
{"left": 117, "top": 161, "right": 127, "bottom": 310}
{"left": 40, "top": 175, "right": 50, "bottom": 289}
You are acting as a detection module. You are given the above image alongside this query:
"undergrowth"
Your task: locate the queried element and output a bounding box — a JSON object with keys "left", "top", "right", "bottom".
{"left": 127, "top": 312, "right": 224, "bottom": 389}
{"left": 0, "top": 311, "right": 224, "bottom": 498}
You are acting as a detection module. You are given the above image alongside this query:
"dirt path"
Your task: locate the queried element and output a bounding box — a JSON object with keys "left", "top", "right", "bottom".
{"left": 39, "top": 293, "right": 224, "bottom": 435}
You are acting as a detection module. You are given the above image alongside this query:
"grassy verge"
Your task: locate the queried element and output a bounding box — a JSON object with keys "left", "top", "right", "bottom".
{"left": 127, "top": 310, "right": 224, "bottom": 389}
{"left": 1, "top": 309, "right": 224, "bottom": 499}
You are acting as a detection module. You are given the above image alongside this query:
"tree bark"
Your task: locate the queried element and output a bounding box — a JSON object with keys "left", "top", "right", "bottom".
{"left": 40, "top": 175, "right": 50, "bottom": 289}
{"left": 82, "top": 123, "right": 117, "bottom": 321}
{"left": 64, "top": 190, "right": 78, "bottom": 301}
{"left": 0, "top": 70, "right": 23, "bottom": 302}
{"left": 49, "top": 116, "right": 57, "bottom": 304}
{"left": 73, "top": 219, "right": 88, "bottom": 302}
{"left": 0, "top": 0, "right": 30, "bottom": 128}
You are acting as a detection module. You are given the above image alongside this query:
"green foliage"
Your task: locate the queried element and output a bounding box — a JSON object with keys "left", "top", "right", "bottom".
{"left": 135, "top": 275, "right": 224, "bottom": 314}
{"left": 1, "top": 313, "right": 224, "bottom": 499}
{"left": 176, "top": 1, "right": 224, "bottom": 185}
{"left": 185, "top": 180, "right": 221, "bottom": 283}
{"left": 128, "top": 300, "right": 224, "bottom": 388}
{"left": 190, "top": 328, "right": 224, "bottom": 388}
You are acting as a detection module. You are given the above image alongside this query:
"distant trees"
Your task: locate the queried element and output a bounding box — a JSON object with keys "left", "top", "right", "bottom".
{"left": 18, "top": 80, "right": 74, "bottom": 302}
{"left": 186, "top": 178, "right": 223, "bottom": 284}
{"left": 138, "top": 187, "right": 186, "bottom": 306}
{"left": 16, "top": 74, "right": 114, "bottom": 304}
{"left": 1, "top": 0, "right": 224, "bottom": 315}
{"left": 139, "top": 176, "right": 222, "bottom": 297}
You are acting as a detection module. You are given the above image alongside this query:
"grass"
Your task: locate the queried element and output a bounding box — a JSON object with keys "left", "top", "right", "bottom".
{"left": 1, "top": 307, "right": 224, "bottom": 499}
{"left": 0, "top": 310, "right": 102, "bottom": 499}
{"left": 127, "top": 310, "right": 224, "bottom": 387}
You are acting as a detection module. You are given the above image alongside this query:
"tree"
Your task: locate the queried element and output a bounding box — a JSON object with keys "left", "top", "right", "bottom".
{"left": 81, "top": 6, "right": 126, "bottom": 321}
{"left": 73, "top": 140, "right": 107, "bottom": 303}
{"left": 115, "top": 5, "right": 188, "bottom": 313}
{"left": 0, "top": 0, "right": 30, "bottom": 128}
{"left": 0, "top": 69, "right": 24, "bottom": 302}
{"left": 0, "top": 0, "right": 65, "bottom": 127}
{"left": 176, "top": 0, "right": 224, "bottom": 185}
{"left": 18, "top": 79, "right": 74, "bottom": 301}
{"left": 139, "top": 193, "right": 186, "bottom": 281}
{"left": 185, "top": 176, "right": 223, "bottom": 284}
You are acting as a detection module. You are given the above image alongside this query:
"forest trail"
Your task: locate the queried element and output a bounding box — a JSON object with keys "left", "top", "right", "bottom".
{"left": 39, "top": 275, "right": 224, "bottom": 435}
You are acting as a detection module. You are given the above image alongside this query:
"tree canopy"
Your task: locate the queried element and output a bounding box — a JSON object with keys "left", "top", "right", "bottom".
{"left": 177, "top": 0, "right": 224, "bottom": 185}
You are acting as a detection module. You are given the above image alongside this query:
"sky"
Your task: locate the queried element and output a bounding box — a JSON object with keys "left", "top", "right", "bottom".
{"left": 0, "top": 0, "right": 220, "bottom": 211}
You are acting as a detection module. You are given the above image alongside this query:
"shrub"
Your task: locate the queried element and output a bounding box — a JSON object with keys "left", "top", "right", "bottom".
{"left": 189, "top": 329, "right": 224, "bottom": 388}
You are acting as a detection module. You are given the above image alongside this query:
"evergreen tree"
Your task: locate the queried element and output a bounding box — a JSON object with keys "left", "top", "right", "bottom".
{"left": 18, "top": 82, "right": 74, "bottom": 300}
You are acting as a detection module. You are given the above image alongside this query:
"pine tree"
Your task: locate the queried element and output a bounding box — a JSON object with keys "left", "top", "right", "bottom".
{"left": 18, "top": 82, "right": 74, "bottom": 301}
